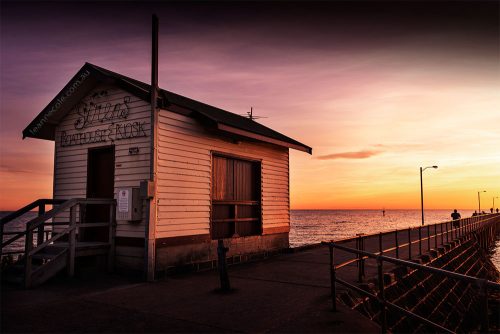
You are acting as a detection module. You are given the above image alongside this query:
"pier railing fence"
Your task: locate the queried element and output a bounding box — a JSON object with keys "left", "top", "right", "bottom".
{"left": 322, "top": 213, "right": 500, "bottom": 333}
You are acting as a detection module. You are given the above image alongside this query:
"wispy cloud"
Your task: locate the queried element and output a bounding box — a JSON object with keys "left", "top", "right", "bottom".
{"left": 317, "top": 149, "right": 383, "bottom": 160}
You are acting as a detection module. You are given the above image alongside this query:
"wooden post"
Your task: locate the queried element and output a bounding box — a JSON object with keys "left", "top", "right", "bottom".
{"left": 329, "top": 244, "right": 337, "bottom": 312}
{"left": 24, "top": 222, "right": 33, "bottom": 288}
{"left": 37, "top": 202, "right": 45, "bottom": 246}
{"left": 407, "top": 228, "right": 412, "bottom": 260}
{"left": 68, "top": 204, "right": 76, "bottom": 277}
{"left": 377, "top": 257, "right": 387, "bottom": 333}
{"left": 108, "top": 201, "right": 116, "bottom": 272}
{"left": 217, "top": 239, "right": 230, "bottom": 291}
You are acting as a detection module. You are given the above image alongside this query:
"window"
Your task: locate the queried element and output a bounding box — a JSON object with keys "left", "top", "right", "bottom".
{"left": 211, "top": 154, "right": 261, "bottom": 239}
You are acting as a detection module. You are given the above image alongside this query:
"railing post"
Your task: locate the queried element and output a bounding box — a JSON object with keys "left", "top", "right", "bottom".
{"left": 446, "top": 221, "right": 449, "bottom": 243}
{"left": 36, "top": 202, "right": 45, "bottom": 247}
{"left": 356, "top": 234, "right": 365, "bottom": 282}
{"left": 24, "top": 222, "right": 33, "bottom": 288}
{"left": 418, "top": 226, "right": 422, "bottom": 255}
{"left": 440, "top": 223, "right": 443, "bottom": 246}
{"left": 329, "top": 244, "right": 337, "bottom": 312}
{"left": 68, "top": 204, "right": 76, "bottom": 277}
{"left": 434, "top": 223, "right": 438, "bottom": 249}
{"left": 408, "top": 228, "right": 412, "bottom": 260}
{"left": 427, "top": 225, "right": 431, "bottom": 251}
{"left": 379, "top": 233, "right": 383, "bottom": 256}
{"left": 377, "top": 257, "right": 387, "bottom": 333}
{"left": 395, "top": 230, "right": 399, "bottom": 259}
{"left": 108, "top": 201, "right": 116, "bottom": 273}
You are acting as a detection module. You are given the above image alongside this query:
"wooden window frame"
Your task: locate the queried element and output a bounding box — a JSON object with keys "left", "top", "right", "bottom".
{"left": 210, "top": 152, "right": 263, "bottom": 239}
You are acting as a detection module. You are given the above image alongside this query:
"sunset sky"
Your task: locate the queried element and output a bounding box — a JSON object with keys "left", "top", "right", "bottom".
{"left": 1, "top": 1, "right": 499, "bottom": 211}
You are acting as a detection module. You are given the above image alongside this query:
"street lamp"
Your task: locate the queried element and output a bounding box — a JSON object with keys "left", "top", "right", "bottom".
{"left": 420, "top": 165, "right": 438, "bottom": 226}
{"left": 477, "top": 190, "right": 486, "bottom": 213}
{"left": 492, "top": 196, "right": 498, "bottom": 212}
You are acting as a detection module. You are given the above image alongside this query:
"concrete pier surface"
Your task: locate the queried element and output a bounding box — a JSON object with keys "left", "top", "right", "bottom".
{"left": 1, "top": 246, "right": 380, "bottom": 333}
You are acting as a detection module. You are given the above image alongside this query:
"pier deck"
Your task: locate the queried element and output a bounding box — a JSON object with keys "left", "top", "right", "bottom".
{"left": 2, "top": 246, "right": 378, "bottom": 333}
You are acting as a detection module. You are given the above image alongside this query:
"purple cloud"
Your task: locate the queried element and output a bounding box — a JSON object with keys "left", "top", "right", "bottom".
{"left": 317, "top": 149, "right": 383, "bottom": 160}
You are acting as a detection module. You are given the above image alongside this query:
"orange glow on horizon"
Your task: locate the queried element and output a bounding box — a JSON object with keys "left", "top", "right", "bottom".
{"left": 1, "top": 2, "right": 498, "bottom": 212}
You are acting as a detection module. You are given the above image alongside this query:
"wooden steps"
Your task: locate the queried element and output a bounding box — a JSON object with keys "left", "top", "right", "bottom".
{"left": 2, "top": 242, "right": 111, "bottom": 288}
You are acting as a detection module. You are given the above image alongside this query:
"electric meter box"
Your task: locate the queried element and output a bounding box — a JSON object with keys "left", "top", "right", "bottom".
{"left": 116, "top": 187, "right": 142, "bottom": 222}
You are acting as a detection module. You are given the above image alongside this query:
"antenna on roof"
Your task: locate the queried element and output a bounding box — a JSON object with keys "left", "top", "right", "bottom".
{"left": 240, "top": 107, "right": 267, "bottom": 121}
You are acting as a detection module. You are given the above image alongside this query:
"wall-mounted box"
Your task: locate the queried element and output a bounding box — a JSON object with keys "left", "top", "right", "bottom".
{"left": 116, "top": 187, "right": 142, "bottom": 222}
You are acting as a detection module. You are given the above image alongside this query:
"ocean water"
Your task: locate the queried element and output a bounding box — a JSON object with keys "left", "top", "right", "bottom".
{"left": 290, "top": 209, "right": 500, "bottom": 270}
{"left": 2, "top": 210, "right": 499, "bottom": 270}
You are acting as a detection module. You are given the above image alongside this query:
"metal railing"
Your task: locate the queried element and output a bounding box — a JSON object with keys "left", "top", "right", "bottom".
{"left": 322, "top": 213, "right": 500, "bottom": 333}
{"left": 332, "top": 214, "right": 500, "bottom": 283}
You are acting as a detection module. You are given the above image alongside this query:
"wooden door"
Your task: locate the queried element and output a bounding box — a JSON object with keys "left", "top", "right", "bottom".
{"left": 84, "top": 146, "right": 115, "bottom": 242}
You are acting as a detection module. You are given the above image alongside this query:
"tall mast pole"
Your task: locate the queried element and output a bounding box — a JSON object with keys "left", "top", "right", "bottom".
{"left": 146, "top": 14, "right": 159, "bottom": 282}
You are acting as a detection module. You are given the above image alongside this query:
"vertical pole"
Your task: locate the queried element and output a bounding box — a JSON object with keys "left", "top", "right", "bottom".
{"left": 329, "top": 244, "right": 337, "bottom": 312}
{"left": 418, "top": 226, "right": 422, "bottom": 255}
{"left": 37, "top": 202, "right": 45, "bottom": 246}
{"left": 146, "top": 14, "right": 159, "bottom": 282}
{"left": 408, "top": 228, "right": 412, "bottom": 260}
{"left": 395, "top": 230, "right": 399, "bottom": 259}
{"left": 427, "top": 225, "right": 431, "bottom": 251}
{"left": 440, "top": 222, "right": 443, "bottom": 245}
{"left": 434, "top": 223, "right": 437, "bottom": 249}
{"left": 377, "top": 257, "right": 387, "bottom": 333}
{"left": 217, "top": 239, "right": 230, "bottom": 291}
{"left": 420, "top": 167, "right": 424, "bottom": 226}
{"left": 446, "top": 221, "right": 449, "bottom": 243}
{"left": 356, "top": 234, "right": 365, "bottom": 282}
{"left": 379, "top": 232, "right": 383, "bottom": 256}
{"left": 478, "top": 191, "right": 481, "bottom": 213}
{"left": 68, "top": 204, "right": 76, "bottom": 277}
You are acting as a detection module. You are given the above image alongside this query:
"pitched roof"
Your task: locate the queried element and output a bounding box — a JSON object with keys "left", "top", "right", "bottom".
{"left": 23, "top": 63, "right": 312, "bottom": 154}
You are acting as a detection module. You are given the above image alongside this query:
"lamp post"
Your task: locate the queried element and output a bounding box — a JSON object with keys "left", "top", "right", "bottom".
{"left": 420, "top": 165, "right": 438, "bottom": 226}
{"left": 492, "top": 196, "right": 498, "bottom": 212}
{"left": 477, "top": 190, "right": 486, "bottom": 213}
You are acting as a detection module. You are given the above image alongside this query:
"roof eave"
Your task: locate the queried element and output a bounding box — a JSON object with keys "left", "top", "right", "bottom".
{"left": 216, "top": 123, "right": 312, "bottom": 154}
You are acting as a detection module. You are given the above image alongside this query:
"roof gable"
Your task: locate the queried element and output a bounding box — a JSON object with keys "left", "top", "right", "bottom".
{"left": 23, "top": 63, "right": 312, "bottom": 154}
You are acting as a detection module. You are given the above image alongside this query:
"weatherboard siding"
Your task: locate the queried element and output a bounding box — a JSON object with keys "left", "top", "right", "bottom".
{"left": 53, "top": 85, "right": 150, "bottom": 269}
{"left": 156, "top": 109, "right": 290, "bottom": 239}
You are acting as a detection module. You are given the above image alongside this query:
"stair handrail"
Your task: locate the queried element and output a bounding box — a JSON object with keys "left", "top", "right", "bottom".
{"left": 0, "top": 199, "right": 66, "bottom": 225}
{"left": 1, "top": 199, "right": 67, "bottom": 257}
{"left": 22, "top": 197, "right": 116, "bottom": 288}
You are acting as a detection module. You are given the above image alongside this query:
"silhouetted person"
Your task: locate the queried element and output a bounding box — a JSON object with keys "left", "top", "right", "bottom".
{"left": 496, "top": 208, "right": 499, "bottom": 213}
{"left": 490, "top": 208, "right": 494, "bottom": 213}
{"left": 451, "top": 209, "right": 461, "bottom": 227}
{"left": 472, "top": 211, "right": 478, "bottom": 216}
